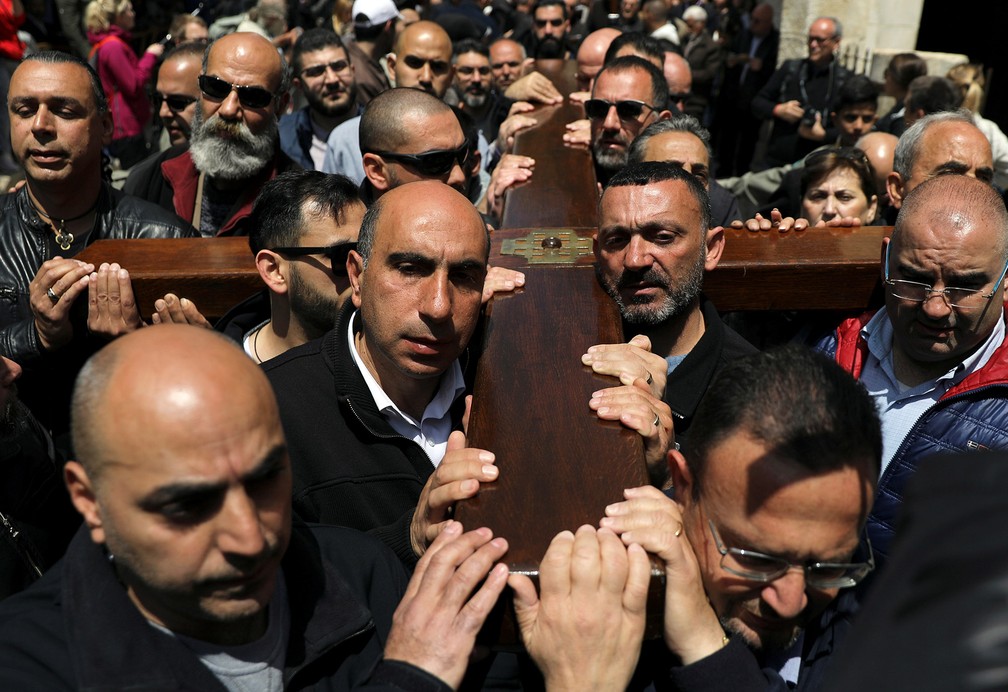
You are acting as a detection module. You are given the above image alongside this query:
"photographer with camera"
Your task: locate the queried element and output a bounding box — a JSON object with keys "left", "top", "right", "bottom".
{"left": 752, "top": 17, "right": 850, "bottom": 168}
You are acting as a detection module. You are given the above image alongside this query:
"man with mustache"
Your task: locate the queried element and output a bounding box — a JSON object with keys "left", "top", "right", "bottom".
{"left": 322, "top": 21, "right": 455, "bottom": 184}
{"left": 588, "top": 56, "right": 672, "bottom": 187}
{"left": 819, "top": 174, "right": 1008, "bottom": 564}
{"left": 0, "top": 324, "right": 515, "bottom": 690}
{"left": 124, "top": 32, "right": 299, "bottom": 237}
{"left": 279, "top": 29, "right": 362, "bottom": 171}
{"left": 585, "top": 161, "right": 754, "bottom": 453}
{"left": 1, "top": 50, "right": 195, "bottom": 435}
{"left": 447, "top": 39, "right": 512, "bottom": 143}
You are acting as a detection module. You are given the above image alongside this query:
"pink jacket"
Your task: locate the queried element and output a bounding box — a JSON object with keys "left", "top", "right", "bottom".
{"left": 87, "top": 26, "right": 157, "bottom": 141}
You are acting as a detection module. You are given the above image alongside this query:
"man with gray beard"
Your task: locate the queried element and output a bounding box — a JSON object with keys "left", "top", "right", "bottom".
{"left": 0, "top": 355, "right": 79, "bottom": 600}
{"left": 584, "top": 161, "right": 755, "bottom": 451}
{"left": 124, "top": 32, "right": 300, "bottom": 236}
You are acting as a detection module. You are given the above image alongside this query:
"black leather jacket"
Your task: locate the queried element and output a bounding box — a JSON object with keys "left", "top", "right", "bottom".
{"left": 0, "top": 183, "right": 196, "bottom": 364}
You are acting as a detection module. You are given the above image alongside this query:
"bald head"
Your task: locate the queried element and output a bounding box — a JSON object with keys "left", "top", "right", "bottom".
{"left": 664, "top": 52, "right": 691, "bottom": 105}
{"left": 576, "top": 28, "right": 620, "bottom": 90}
{"left": 360, "top": 87, "right": 456, "bottom": 153}
{"left": 204, "top": 31, "right": 289, "bottom": 96}
{"left": 358, "top": 180, "right": 489, "bottom": 266}
{"left": 390, "top": 21, "right": 453, "bottom": 96}
{"left": 71, "top": 325, "right": 281, "bottom": 483}
{"left": 896, "top": 174, "right": 1008, "bottom": 260}
{"left": 856, "top": 131, "right": 898, "bottom": 200}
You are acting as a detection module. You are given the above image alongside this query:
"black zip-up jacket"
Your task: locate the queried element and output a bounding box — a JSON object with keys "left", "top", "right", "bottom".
{"left": 0, "top": 523, "right": 451, "bottom": 691}
{"left": 263, "top": 302, "right": 469, "bottom": 568}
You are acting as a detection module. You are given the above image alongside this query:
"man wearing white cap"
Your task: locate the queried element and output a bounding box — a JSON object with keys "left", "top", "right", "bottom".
{"left": 345, "top": 0, "right": 401, "bottom": 106}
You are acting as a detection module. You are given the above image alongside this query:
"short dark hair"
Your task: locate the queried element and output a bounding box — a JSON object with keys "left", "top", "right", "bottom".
{"left": 685, "top": 345, "right": 882, "bottom": 497}
{"left": 801, "top": 146, "right": 877, "bottom": 216}
{"left": 905, "top": 75, "right": 962, "bottom": 115}
{"left": 248, "top": 171, "right": 363, "bottom": 254}
{"left": 291, "top": 28, "right": 346, "bottom": 74}
{"left": 835, "top": 74, "right": 879, "bottom": 112}
{"left": 532, "top": 0, "right": 568, "bottom": 19}
{"left": 885, "top": 52, "right": 927, "bottom": 91}
{"left": 603, "top": 32, "right": 665, "bottom": 67}
{"left": 594, "top": 55, "right": 669, "bottom": 111}
{"left": 453, "top": 38, "right": 488, "bottom": 60}
{"left": 21, "top": 50, "right": 108, "bottom": 114}
{"left": 602, "top": 160, "right": 712, "bottom": 233}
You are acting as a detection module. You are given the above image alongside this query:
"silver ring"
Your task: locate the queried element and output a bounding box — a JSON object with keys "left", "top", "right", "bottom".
{"left": 653, "top": 413, "right": 660, "bottom": 429}
{"left": 46, "top": 287, "right": 59, "bottom": 305}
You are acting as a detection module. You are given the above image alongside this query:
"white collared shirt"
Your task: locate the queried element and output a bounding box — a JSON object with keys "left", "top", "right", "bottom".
{"left": 858, "top": 308, "right": 1006, "bottom": 475}
{"left": 348, "top": 311, "right": 466, "bottom": 466}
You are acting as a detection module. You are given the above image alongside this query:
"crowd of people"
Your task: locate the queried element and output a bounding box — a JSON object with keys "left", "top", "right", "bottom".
{"left": 2, "top": 0, "right": 1008, "bottom": 690}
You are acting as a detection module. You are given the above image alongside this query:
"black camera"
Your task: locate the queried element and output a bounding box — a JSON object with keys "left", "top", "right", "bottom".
{"left": 800, "top": 108, "right": 823, "bottom": 128}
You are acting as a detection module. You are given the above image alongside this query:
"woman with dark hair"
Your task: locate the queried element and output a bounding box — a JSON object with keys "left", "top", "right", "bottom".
{"left": 84, "top": 0, "right": 163, "bottom": 168}
{"left": 876, "top": 52, "right": 927, "bottom": 136}
{"left": 800, "top": 146, "right": 878, "bottom": 226}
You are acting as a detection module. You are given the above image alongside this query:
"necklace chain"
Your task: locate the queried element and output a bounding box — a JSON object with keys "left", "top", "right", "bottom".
{"left": 25, "top": 186, "right": 99, "bottom": 252}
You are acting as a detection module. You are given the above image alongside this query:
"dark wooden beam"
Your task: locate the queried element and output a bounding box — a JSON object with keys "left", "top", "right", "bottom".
{"left": 500, "top": 60, "right": 600, "bottom": 229}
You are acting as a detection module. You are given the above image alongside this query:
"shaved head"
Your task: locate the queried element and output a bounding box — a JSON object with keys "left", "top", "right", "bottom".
{"left": 359, "top": 86, "right": 455, "bottom": 153}
{"left": 71, "top": 326, "right": 281, "bottom": 484}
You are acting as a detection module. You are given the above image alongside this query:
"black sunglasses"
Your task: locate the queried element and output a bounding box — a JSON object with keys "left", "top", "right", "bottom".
{"left": 198, "top": 74, "right": 275, "bottom": 109}
{"left": 402, "top": 54, "right": 451, "bottom": 75}
{"left": 301, "top": 59, "right": 352, "bottom": 78}
{"left": 271, "top": 242, "right": 357, "bottom": 276}
{"left": 371, "top": 142, "right": 471, "bottom": 177}
{"left": 583, "top": 98, "right": 657, "bottom": 121}
{"left": 534, "top": 18, "right": 565, "bottom": 27}
{"left": 153, "top": 93, "right": 198, "bottom": 112}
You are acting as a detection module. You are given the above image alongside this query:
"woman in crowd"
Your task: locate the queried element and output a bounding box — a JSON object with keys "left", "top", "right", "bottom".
{"left": 85, "top": 0, "right": 163, "bottom": 168}
{"left": 736, "top": 146, "right": 878, "bottom": 232}
{"left": 799, "top": 146, "right": 878, "bottom": 226}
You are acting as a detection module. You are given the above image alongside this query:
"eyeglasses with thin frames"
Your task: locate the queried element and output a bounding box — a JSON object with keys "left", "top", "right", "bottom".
{"left": 883, "top": 242, "right": 1008, "bottom": 309}
{"left": 707, "top": 518, "right": 874, "bottom": 589}
{"left": 301, "top": 60, "right": 352, "bottom": 79}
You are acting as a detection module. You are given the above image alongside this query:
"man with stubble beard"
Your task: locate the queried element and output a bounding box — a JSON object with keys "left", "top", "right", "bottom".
{"left": 279, "top": 29, "right": 362, "bottom": 170}
{"left": 125, "top": 32, "right": 300, "bottom": 236}
{"left": 583, "top": 161, "right": 755, "bottom": 452}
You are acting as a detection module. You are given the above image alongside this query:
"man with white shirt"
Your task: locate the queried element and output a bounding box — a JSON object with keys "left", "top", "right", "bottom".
{"left": 819, "top": 174, "right": 1008, "bottom": 564}
{"left": 263, "top": 181, "right": 488, "bottom": 567}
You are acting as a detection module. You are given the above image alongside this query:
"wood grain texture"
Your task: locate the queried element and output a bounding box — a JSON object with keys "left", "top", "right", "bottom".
{"left": 490, "top": 225, "right": 890, "bottom": 311}
{"left": 500, "top": 60, "right": 600, "bottom": 229}
{"left": 76, "top": 237, "right": 261, "bottom": 318}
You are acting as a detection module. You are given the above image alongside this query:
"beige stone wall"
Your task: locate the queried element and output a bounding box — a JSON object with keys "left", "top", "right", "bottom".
{"left": 774, "top": 0, "right": 926, "bottom": 65}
